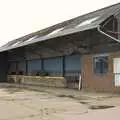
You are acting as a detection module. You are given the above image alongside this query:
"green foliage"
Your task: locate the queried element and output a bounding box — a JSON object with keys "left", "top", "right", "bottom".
{"left": 8, "top": 72, "right": 17, "bottom": 75}
{"left": 36, "top": 71, "right": 49, "bottom": 76}
{"left": 18, "top": 71, "right": 24, "bottom": 75}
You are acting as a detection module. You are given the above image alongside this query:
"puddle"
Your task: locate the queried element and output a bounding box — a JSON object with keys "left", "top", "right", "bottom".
{"left": 80, "top": 101, "right": 89, "bottom": 105}
{"left": 57, "top": 94, "right": 75, "bottom": 99}
{"left": 89, "top": 105, "right": 115, "bottom": 110}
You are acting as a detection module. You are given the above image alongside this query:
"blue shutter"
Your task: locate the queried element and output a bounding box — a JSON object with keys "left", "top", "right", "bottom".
{"left": 65, "top": 54, "right": 81, "bottom": 76}
{"left": 27, "top": 60, "right": 42, "bottom": 75}
{"left": 44, "top": 57, "right": 62, "bottom": 76}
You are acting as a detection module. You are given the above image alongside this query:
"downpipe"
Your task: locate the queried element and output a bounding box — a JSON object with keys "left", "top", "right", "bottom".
{"left": 78, "top": 74, "right": 82, "bottom": 91}
{"left": 97, "top": 25, "right": 120, "bottom": 43}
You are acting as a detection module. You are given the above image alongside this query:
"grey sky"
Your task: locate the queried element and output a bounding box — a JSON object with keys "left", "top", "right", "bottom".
{"left": 0, "top": 0, "right": 119, "bottom": 46}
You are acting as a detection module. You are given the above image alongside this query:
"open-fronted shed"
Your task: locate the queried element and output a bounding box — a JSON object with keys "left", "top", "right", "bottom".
{"left": 1, "top": 3, "right": 120, "bottom": 91}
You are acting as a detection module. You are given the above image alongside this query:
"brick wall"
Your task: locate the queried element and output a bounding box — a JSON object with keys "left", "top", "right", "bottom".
{"left": 82, "top": 52, "right": 120, "bottom": 92}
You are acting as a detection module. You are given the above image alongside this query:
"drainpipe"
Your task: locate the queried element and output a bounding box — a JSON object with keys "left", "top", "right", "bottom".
{"left": 78, "top": 74, "right": 82, "bottom": 91}
{"left": 97, "top": 25, "right": 120, "bottom": 43}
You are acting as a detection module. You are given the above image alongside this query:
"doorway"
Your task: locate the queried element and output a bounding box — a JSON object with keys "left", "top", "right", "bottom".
{"left": 113, "top": 58, "right": 120, "bottom": 86}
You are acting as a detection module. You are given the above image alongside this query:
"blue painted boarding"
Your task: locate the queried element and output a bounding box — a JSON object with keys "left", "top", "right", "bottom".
{"left": 64, "top": 54, "right": 81, "bottom": 76}
{"left": 27, "top": 60, "right": 42, "bottom": 75}
{"left": 43, "top": 57, "right": 63, "bottom": 76}
{"left": 17, "top": 61, "right": 26, "bottom": 74}
{"left": 8, "top": 54, "right": 81, "bottom": 76}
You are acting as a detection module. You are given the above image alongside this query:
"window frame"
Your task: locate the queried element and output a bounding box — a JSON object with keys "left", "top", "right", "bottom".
{"left": 93, "top": 54, "right": 109, "bottom": 75}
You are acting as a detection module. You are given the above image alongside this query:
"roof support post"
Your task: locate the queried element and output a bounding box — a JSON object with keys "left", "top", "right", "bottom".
{"left": 25, "top": 60, "right": 28, "bottom": 75}
{"left": 62, "top": 56, "right": 65, "bottom": 77}
{"left": 41, "top": 59, "right": 44, "bottom": 72}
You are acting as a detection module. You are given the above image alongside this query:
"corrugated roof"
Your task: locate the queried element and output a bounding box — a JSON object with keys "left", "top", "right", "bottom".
{"left": 0, "top": 3, "right": 120, "bottom": 52}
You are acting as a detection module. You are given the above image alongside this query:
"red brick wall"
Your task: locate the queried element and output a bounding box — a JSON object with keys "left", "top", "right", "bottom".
{"left": 82, "top": 52, "right": 120, "bottom": 92}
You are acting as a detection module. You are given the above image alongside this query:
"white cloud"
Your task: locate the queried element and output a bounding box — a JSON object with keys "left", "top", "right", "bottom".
{"left": 0, "top": 0, "right": 119, "bottom": 46}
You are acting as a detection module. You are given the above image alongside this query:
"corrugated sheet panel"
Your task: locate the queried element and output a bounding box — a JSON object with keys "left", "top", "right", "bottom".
{"left": 65, "top": 54, "right": 81, "bottom": 76}
{"left": 27, "top": 60, "right": 42, "bottom": 75}
{"left": 8, "top": 62, "right": 17, "bottom": 73}
{"left": 44, "top": 57, "right": 63, "bottom": 76}
{"left": 18, "top": 61, "right": 26, "bottom": 74}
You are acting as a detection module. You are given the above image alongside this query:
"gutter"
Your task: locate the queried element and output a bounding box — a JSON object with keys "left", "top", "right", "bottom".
{"left": 97, "top": 25, "right": 120, "bottom": 43}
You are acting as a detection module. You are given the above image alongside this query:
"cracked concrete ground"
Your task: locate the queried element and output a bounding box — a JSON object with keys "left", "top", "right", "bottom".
{"left": 0, "top": 84, "right": 120, "bottom": 120}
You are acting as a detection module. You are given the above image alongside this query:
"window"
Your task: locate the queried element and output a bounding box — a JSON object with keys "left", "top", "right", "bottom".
{"left": 93, "top": 56, "right": 108, "bottom": 74}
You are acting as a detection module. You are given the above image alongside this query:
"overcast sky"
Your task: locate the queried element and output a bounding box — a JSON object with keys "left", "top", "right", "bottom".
{"left": 0, "top": 0, "right": 119, "bottom": 46}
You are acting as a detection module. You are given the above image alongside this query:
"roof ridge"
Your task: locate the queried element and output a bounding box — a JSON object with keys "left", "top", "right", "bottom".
{"left": 22, "top": 3, "right": 120, "bottom": 36}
